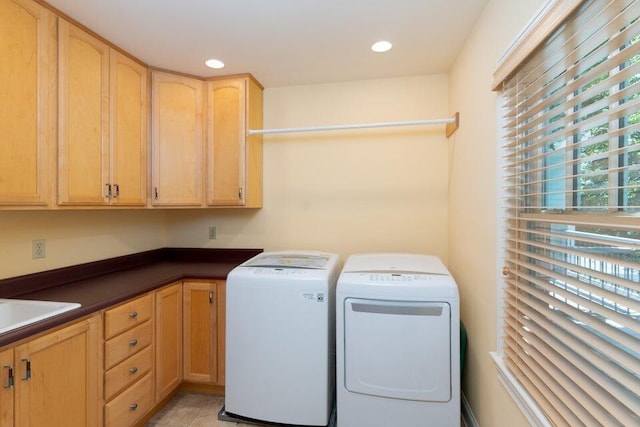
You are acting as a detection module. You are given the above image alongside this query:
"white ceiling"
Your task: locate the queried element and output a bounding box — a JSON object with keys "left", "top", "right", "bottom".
{"left": 46, "top": 0, "right": 489, "bottom": 88}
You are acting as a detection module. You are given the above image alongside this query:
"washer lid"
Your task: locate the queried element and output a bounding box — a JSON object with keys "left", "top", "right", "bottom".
{"left": 244, "top": 253, "right": 332, "bottom": 269}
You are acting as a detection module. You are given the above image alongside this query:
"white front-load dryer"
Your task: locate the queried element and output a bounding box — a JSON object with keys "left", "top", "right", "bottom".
{"left": 336, "top": 253, "right": 460, "bottom": 427}
{"left": 225, "top": 250, "right": 341, "bottom": 426}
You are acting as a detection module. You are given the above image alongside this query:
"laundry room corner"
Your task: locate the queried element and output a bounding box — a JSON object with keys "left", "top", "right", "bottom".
{"left": 165, "top": 75, "right": 452, "bottom": 263}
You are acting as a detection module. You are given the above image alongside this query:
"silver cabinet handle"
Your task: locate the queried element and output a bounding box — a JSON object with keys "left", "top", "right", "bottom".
{"left": 129, "top": 366, "right": 138, "bottom": 374}
{"left": 3, "top": 365, "right": 13, "bottom": 389}
{"left": 129, "top": 339, "right": 138, "bottom": 347}
{"left": 21, "top": 358, "right": 31, "bottom": 381}
{"left": 130, "top": 403, "right": 138, "bottom": 411}
{"left": 129, "top": 311, "right": 138, "bottom": 319}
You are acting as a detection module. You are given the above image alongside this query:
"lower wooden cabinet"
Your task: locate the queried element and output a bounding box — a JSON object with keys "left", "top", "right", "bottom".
{"left": 183, "top": 280, "right": 226, "bottom": 385}
{"left": 104, "top": 372, "right": 153, "bottom": 426}
{"left": 155, "top": 283, "right": 183, "bottom": 401}
{"left": 0, "top": 348, "right": 13, "bottom": 427}
{"left": 0, "top": 279, "right": 228, "bottom": 427}
{"left": 104, "top": 346, "right": 152, "bottom": 401}
{"left": 103, "top": 293, "right": 154, "bottom": 427}
{"left": 0, "top": 316, "right": 100, "bottom": 427}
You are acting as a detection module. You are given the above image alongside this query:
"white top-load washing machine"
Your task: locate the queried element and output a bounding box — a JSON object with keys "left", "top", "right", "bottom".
{"left": 225, "top": 250, "right": 341, "bottom": 426}
{"left": 336, "top": 253, "right": 460, "bottom": 427}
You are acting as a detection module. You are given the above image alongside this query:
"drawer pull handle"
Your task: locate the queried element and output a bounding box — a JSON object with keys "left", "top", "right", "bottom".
{"left": 130, "top": 339, "right": 138, "bottom": 347}
{"left": 129, "top": 311, "right": 138, "bottom": 319}
{"left": 130, "top": 403, "right": 138, "bottom": 411}
{"left": 129, "top": 366, "right": 138, "bottom": 374}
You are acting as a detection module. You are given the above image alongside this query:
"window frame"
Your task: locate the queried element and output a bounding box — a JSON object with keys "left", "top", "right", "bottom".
{"left": 492, "top": 0, "right": 640, "bottom": 425}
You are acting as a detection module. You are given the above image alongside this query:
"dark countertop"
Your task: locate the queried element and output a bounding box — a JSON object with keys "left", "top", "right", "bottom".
{"left": 0, "top": 248, "right": 262, "bottom": 347}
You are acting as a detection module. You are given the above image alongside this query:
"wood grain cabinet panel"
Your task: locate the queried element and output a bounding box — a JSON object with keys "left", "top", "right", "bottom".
{"left": 183, "top": 280, "right": 226, "bottom": 385}
{"left": 104, "top": 320, "right": 152, "bottom": 370}
{"left": 0, "top": 0, "right": 56, "bottom": 207}
{"left": 206, "top": 79, "right": 245, "bottom": 205}
{"left": 183, "top": 281, "right": 217, "bottom": 383}
{"left": 151, "top": 71, "right": 204, "bottom": 207}
{"left": 104, "top": 293, "right": 152, "bottom": 339}
{"left": 57, "top": 20, "right": 110, "bottom": 205}
{"left": 104, "top": 372, "right": 153, "bottom": 427}
{"left": 103, "top": 292, "right": 155, "bottom": 426}
{"left": 59, "top": 20, "right": 148, "bottom": 207}
{"left": 155, "top": 283, "right": 183, "bottom": 402}
{"left": 0, "top": 349, "right": 13, "bottom": 427}
{"left": 109, "top": 50, "right": 148, "bottom": 206}
{"left": 206, "top": 76, "right": 263, "bottom": 207}
{"left": 13, "top": 316, "right": 100, "bottom": 427}
{"left": 104, "top": 345, "right": 152, "bottom": 401}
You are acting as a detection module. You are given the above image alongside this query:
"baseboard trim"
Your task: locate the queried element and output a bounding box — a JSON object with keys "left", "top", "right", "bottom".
{"left": 462, "top": 392, "right": 479, "bottom": 427}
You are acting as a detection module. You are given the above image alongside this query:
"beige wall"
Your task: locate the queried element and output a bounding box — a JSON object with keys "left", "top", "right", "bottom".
{"left": 448, "top": 0, "right": 546, "bottom": 426}
{"left": 166, "top": 75, "right": 451, "bottom": 262}
{"left": 1, "top": 75, "right": 448, "bottom": 282}
{"left": 0, "top": 210, "right": 166, "bottom": 279}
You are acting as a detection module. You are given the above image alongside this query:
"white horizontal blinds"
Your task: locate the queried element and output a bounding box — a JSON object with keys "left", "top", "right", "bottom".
{"left": 501, "top": 0, "right": 640, "bottom": 425}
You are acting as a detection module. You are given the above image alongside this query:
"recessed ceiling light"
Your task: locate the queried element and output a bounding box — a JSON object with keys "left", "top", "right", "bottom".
{"left": 371, "top": 41, "right": 392, "bottom": 53}
{"left": 205, "top": 59, "right": 225, "bottom": 69}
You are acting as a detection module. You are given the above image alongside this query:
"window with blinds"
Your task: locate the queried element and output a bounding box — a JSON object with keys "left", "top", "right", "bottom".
{"left": 500, "top": 0, "right": 640, "bottom": 425}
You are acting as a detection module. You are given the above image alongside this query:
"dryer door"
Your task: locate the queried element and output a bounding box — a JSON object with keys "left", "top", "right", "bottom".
{"left": 344, "top": 298, "right": 451, "bottom": 402}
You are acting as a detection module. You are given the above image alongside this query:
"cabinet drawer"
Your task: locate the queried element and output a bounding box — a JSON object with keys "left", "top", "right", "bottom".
{"left": 104, "top": 294, "right": 153, "bottom": 339}
{"left": 104, "top": 372, "right": 153, "bottom": 427}
{"left": 105, "top": 320, "right": 152, "bottom": 369}
{"left": 105, "top": 345, "right": 153, "bottom": 401}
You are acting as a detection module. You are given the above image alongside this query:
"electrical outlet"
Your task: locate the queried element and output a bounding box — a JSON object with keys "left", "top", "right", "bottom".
{"left": 209, "top": 226, "right": 217, "bottom": 240}
{"left": 32, "top": 239, "right": 46, "bottom": 259}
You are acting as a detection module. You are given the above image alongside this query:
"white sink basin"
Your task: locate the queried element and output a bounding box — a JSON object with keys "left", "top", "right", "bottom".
{"left": 0, "top": 299, "right": 81, "bottom": 334}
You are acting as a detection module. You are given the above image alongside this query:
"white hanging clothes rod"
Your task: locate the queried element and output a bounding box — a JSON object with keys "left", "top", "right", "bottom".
{"left": 248, "top": 112, "right": 460, "bottom": 138}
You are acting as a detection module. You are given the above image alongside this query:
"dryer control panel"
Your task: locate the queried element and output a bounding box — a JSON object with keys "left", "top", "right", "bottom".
{"left": 368, "top": 273, "right": 433, "bottom": 282}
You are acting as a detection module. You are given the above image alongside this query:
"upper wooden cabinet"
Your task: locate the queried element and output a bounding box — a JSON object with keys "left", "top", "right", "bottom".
{"left": 109, "top": 51, "right": 148, "bottom": 206}
{"left": 0, "top": 0, "right": 262, "bottom": 211}
{"left": 206, "top": 77, "right": 263, "bottom": 207}
{"left": 0, "top": 0, "right": 56, "bottom": 207}
{"left": 151, "top": 71, "right": 205, "bottom": 207}
{"left": 58, "top": 20, "right": 109, "bottom": 206}
{"left": 58, "top": 21, "right": 148, "bottom": 207}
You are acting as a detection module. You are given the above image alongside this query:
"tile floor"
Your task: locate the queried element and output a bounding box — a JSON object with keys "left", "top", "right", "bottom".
{"left": 147, "top": 391, "right": 464, "bottom": 427}
{"left": 145, "top": 392, "right": 255, "bottom": 427}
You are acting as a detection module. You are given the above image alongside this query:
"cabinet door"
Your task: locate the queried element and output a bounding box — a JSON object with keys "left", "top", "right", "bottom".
{"left": 0, "top": 0, "right": 56, "bottom": 207}
{"left": 183, "top": 281, "right": 217, "bottom": 383}
{"left": 0, "top": 349, "right": 13, "bottom": 427}
{"left": 58, "top": 20, "right": 110, "bottom": 205}
{"left": 245, "top": 78, "right": 264, "bottom": 208}
{"left": 155, "top": 283, "right": 183, "bottom": 401}
{"left": 14, "top": 316, "right": 99, "bottom": 427}
{"left": 206, "top": 77, "right": 263, "bottom": 208}
{"left": 206, "top": 79, "right": 246, "bottom": 206}
{"left": 215, "top": 280, "right": 226, "bottom": 385}
{"left": 110, "top": 50, "right": 148, "bottom": 206}
{"left": 151, "top": 72, "right": 204, "bottom": 206}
